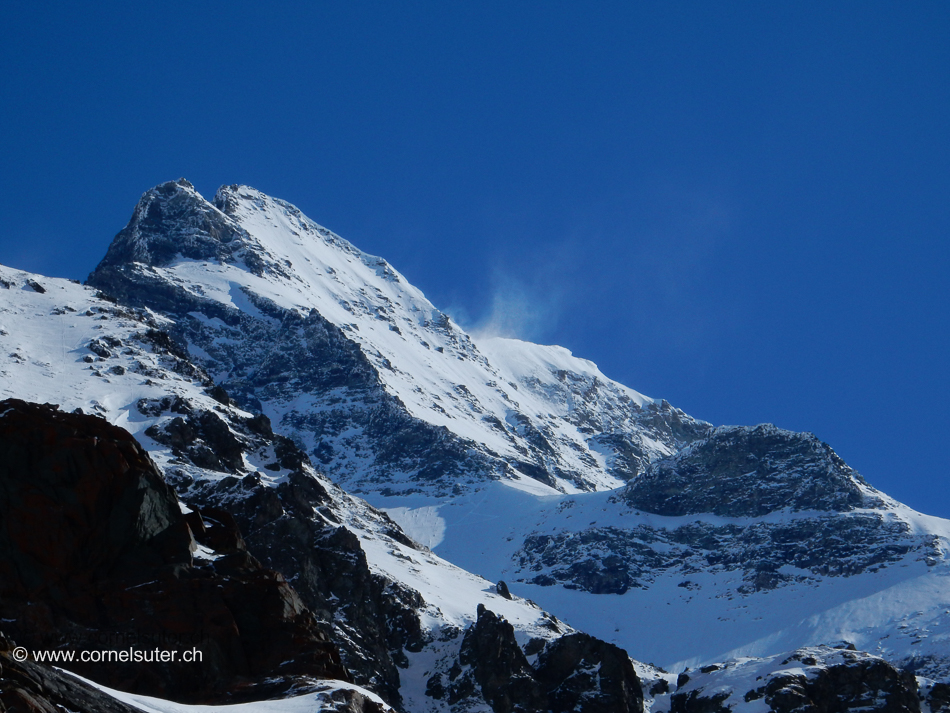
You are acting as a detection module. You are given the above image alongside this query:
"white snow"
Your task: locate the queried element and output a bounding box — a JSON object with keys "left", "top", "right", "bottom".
{"left": 65, "top": 669, "right": 392, "bottom": 712}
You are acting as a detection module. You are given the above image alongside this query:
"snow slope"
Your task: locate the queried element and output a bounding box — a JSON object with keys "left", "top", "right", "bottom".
{"left": 0, "top": 262, "right": 573, "bottom": 711}
{"left": 72, "top": 671, "right": 393, "bottom": 712}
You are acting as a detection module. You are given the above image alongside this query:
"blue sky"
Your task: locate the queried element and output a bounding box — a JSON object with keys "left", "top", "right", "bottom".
{"left": 2, "top": 3, "right": 948, "bottom": 515}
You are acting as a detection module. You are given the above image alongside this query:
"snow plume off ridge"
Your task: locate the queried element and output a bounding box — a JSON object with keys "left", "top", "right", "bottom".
{"left": 88, "top": 178, "right": 711, "bottom": 501}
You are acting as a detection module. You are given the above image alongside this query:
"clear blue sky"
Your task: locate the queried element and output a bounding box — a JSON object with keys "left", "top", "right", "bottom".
{"left": 2, "top": 3, "right": 948, "bottom": 515}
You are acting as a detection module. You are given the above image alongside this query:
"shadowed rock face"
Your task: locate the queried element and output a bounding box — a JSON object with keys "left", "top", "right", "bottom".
{"left": 0, "top": 399, "right": 346, "bottom": 703}
{"left": 94, "top": 178, "right": 250, "bottom": 270}
{"left": 444, "top": 605, "right": 643, "bottom": 713}
{"left": 0, "top": 632, "right": 144, "bottom": 713}
{"left": 185, "top": 469, "right": 428, "bottom": 710}
{"left": 514, "top": 424, "right": 928, "bottom": 598}
{"left": 622, "top": 424, "right": 881, "bottom": 517}
{"left": 0, "top": 398, "right": 192, "bottom": 599}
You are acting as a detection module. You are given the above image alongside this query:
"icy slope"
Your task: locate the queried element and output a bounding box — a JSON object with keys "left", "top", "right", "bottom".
{"left": 88, "top": 179, "right": 709, "bottom": 499}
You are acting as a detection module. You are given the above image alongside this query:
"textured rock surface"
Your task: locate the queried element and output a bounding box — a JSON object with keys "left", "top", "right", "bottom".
{"left": 669, "top": 646, "right": 920, "bottom": 713}
{"left": 622, "top": 424, "right": 882, "bottom": 517}
{"left": 443, "top": 605, "right": 643, "bottom": 713}
{"left": 4, "top": 179, "right": 950, "bottom": 709}
{"left": 94, "top": 178, "right": 255, "bottom": 272}
{"left": 515, "top": 510, "right": 926, "bottom": 595}
{"left": 0, "top": 638, "right": 143, "bottom": 713}
{"left": 0, "top": 638, "right": 392, "bottom": 713}
{"left": 185, "top": 465, "right": 428, "bottom": 709}
{"left": 87, "top": 179, "right": 710, "bottom": 499}
{"left": 0, "top": 399, "right": 346, "bottom": 702}
{"left": 513, "top": 424, "right": 937, "bottom": 597}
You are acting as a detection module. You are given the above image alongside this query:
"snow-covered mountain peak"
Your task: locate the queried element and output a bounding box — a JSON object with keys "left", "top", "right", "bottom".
{"left": 7, "top": 177, "right": 950, "bottom": 706}
{"left": 207, "top": 182, "right": 444, "bottom": 320}
{"left": 87, "top": 181, "right": 711, "bottom": 498}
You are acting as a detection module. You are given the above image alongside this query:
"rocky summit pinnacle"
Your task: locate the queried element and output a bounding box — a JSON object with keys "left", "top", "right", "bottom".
{"left": 86, "top": 180, "right": 710, "bottom": 499}
{"left": 93, "top": 178, "right": 248, "bottom": 271}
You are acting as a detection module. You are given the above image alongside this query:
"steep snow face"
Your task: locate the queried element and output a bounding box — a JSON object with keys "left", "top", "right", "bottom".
{"left": 0, "top": 265, "right": 216, "bottom": 432}
{"left": 88, "top": 180, "right": 710, "bottom": 499}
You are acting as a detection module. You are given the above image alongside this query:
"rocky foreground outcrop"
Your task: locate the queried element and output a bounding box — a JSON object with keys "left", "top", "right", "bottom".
{"left": 0, "top": 397, "right": 654, "bottom": 713}
{"left": 431, "top": 604, "right": 644, "bottom": 713}
{"left": 0, "top": 399, "right": 348, "bottom": 703}
{"left": 0, "top": 630, "right": 144, "bottom": 713}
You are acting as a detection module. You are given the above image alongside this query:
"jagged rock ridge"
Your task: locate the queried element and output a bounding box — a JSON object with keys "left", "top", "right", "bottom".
{"left": 0, "top": 398, "right": 350, "bottom": 703}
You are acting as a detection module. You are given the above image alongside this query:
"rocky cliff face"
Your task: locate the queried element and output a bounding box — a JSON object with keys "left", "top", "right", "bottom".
{"left": 1, "top": 635, "right": 146, "bottom": 713}
{"left": 621, "top": 424, "right": 883, "bottom": 517}
{"left": 433, "top": 604, "right": 643, "bottom": 713}
{"left": 667, "top": 646, "right": 922, "bottom": 713}
{"left": 0, "top": 397, "right": 640, "bottom": 713}
{"left": 0, "top": 399, "right": 350, "bottom": 703}
{"left": 514, "top": 425, "right": 929, "bottom": 597}
{"left": 0, "top": 263, "right": 592, "bottom": 712}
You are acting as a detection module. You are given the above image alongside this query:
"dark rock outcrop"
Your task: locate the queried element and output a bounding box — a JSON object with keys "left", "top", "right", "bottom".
{"left": 535, "top": 632, "right": 644, "bottom": 713}
{"left": 929, "top": 682, "right": 950, "bottom": 713}
{"left": 515, "top": 510, "right": 925, "bottom": 595}
{"left": 0, "top": 634, "right": 391, "bottom": 713}
{"left": 513, "top": 423, "right": 932, "bottom": 597}
{"left": 185, "top": 461, "right": 427, "bottom": 710}
{"left": 452, "top": 604, "right": 547, "bottom": 712}
{"left": 445, "top": 605, "right": 643, "bottom": 713}
{"left": 0, "top": 399, "right": 346, "bottom": 703}
{"left": 92, "top": 178, "right": 250, "bottom": 271}
{"left": 0, "top": 639, "right": 143, "bottom": 713}
{"left": 622, "top": 424, "right": 882, "bottom": 517}
{"left": 762, "top": 652, "right": 920, "bottom": 713}
{"left": 671, "top": 647, "right": 920, "bottom": 713}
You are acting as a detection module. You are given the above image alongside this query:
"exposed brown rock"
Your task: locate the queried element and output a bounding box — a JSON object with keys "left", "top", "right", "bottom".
{"left": 446, "top": 605, "right": 643, "bottom": 713}
{"left": 0, "top": 399, "right": 346, "bottom": 703}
